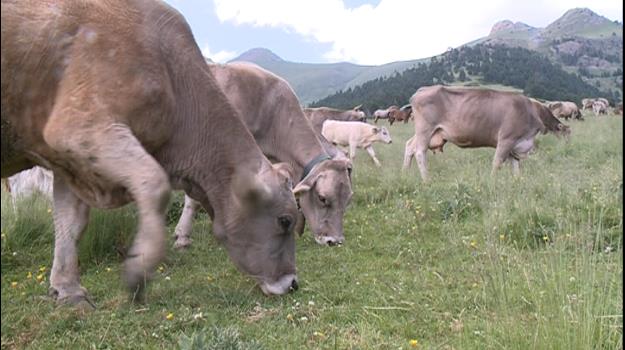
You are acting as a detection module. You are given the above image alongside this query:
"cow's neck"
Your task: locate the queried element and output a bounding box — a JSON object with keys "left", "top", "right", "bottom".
{"left": 157, "top": 61, "right": 266, "bottom": 216}
{"left": 261, "top": 112, "right": 327, "bottom": 181}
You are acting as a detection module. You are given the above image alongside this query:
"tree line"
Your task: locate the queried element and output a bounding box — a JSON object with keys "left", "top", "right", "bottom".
{"left": 310, "top": 44, "right": 618, "bottom": 113}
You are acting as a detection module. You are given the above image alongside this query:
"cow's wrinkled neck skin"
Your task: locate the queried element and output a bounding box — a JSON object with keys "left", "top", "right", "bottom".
{"left": 151, "top": 43, "right": 264, "bottom": 217}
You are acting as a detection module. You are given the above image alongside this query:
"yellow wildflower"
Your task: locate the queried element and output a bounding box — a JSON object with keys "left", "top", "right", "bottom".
{"left": 36, "top": 274, "right": 44, "bottom": 282}
{"left": 166, "top": 313, "right": 174, "bottom": 320}
{"left": 470, "top": 240, "right": 478, "bottom": 248}
{"left": 499, "top": 234, "right": 505, "bottom": 240}
{"left": 206, "top": 275, "right": 214, "bottom": 282}
{"left": 286, "top": 313, "right": 294, "bottom": 321}
{"left": 105, "top": 267, "right": 112, "bottom": 272}
{"left": 26, "top": 272, "right": 32, "bottom": 279}
{"left": 158, "top": 266, "right": 165, "bottom": 273}
{"left": 11, "top": 281, "right": 18, "bottom": 288}
{"left": 47, "top": 208, "right": 52, "bottom": 213}
{"left": 39, "top": 266, "right": 47, "bottom": 273}
{"left": 409, "top": 339, "right": 419, "bottom": 347}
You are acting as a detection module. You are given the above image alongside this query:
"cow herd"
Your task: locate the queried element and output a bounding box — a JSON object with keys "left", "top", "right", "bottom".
{"left": 1, "top": 0, "right": 620, "bottom": 308}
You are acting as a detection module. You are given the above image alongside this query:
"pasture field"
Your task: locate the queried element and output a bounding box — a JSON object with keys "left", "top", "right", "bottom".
{"left": 1, "top": 113, "right": 622, "bottom": 349}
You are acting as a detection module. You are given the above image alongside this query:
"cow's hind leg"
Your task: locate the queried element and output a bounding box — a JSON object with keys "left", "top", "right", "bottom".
{"left": 491, "top": 141, "right": 515, "bottom": 175}
{"left": 45, "top": 123, "right": 171, "bottom": 303}
{"left": 49, "top": 175, "right": 93, "bottom": 309}
{"left": 364, "top": 146, "right": 381, "bottom": 167}
{"left": 173, "top": 195, "right": 199, "bottom": 249}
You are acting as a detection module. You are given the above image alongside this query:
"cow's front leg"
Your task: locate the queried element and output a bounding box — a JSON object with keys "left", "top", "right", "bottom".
{"left": 365, "top": 146, "right": 381, "bottom": 167}
{"left": 402, "top": 136, "right": 416, "bottom": 170}
{"left": 173, "top": 195, "right": 199, "bottom": 249}
{"left": 349, "top": 142, "right": 357, "bottom": 161}
{"left": 49, "top": 175, "right": 94, "bottom": 309}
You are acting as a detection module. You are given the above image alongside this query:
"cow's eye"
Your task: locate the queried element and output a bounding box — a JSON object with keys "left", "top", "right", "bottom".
{"left": 278, "top": 215, "right": 293, "bottom": 231}
{"left": 318, "top": 195, "right": 329, "bottom": 206}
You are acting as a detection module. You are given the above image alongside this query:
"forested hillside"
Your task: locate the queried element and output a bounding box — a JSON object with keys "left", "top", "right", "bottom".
{"left": 311, "top": 44, "right": 611, "bottom": 112}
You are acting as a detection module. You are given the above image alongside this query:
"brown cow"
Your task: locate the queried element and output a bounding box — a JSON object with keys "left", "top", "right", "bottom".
{"left": 373, "top": 106, "right": 398, "bottom": 123}
{"left": 173, "top": 62, "right": 353, "bottom": 247}
{"left": 546, "top": 101, "right": 583, "bottom": 120}
{"left": 303, "top": 106, "right": 367, "bottom": 134}
{"left": 403, "top": 86, "right": 570, "bottom": 181}
{"left": 388, "top": 104, "right": 413, "bottom": 125}
{"left": 2, "top": 0, "right": 300, "bottom": 306}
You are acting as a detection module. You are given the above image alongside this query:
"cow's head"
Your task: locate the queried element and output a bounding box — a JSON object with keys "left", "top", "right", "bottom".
{"left": 293, "top": 159, "right": 353, "bottom": 246}
{"left": 373, "top": 126, "right": 392, "bottom": 144}
{"left": 555, "top": 123, "right": 571, "bottom": 139}
{"left": 212, "top": 162, "right": 299, "bottom": 296}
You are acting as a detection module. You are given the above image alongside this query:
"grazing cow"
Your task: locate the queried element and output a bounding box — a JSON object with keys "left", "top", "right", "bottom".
{"left": 581, "top": 98, "right": 594, "bottom": 111}
{"left": 403, "top": 86, "right": 570, "bottom": 181}
{"left": 373, "top": 106, "right": 398, "bottom": 123}
{"left": 2, "top": 0, "right": 300, "bottom": 306}
{"left": 547, "top": 101, "right": 583, "bottom": 120}
{"left": 322, "top": 121, "right": 392, "bottom": 167}
{"left": 303, "top": 106, "right": 367, "bottom": 134}
{"left": 388, "top": 104, "right": 413, "bottom": 125}
{"left": 173, "top": 62, "right": 353, "bottom": 247}
{"left": 615, "top": 102, "right": 623, "bottom": 115}
{"left": 592, "top": 99, "right": 609, "bottom": 116}
{"left": 4, "top": 166, "right": 53, "bottom": 208}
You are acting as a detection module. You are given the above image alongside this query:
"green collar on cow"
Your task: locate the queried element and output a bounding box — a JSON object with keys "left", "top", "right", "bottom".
{"left": 301, "top": 154, "right": 331, "bottom": 181}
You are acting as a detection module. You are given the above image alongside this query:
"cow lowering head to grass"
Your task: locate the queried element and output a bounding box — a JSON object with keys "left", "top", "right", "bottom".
{"left": 2, "top": 0, "right": 300, "bottom": 307}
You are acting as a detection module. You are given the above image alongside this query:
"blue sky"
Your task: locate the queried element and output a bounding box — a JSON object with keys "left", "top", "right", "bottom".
{"left": 165, "top": 0, "right": 623, "bottom": 65}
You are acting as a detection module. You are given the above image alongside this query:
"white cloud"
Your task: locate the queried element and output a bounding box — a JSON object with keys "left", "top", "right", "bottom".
{"left": 213, "top": 0, "right": 623, "bottom": 65}
{"left": 201, "top": 44, "right": 237, "bottom": 63}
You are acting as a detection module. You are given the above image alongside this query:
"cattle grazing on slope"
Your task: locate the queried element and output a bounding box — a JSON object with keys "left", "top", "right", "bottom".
{"left": 2, "top": 0, "right": 300, "bottom": 306}
{"left": 322, "top": 121, "right": 392, "bottom": 167}
{"left": 173, "top": 62, "right": 354, "bottom": 248}
{"left": 402, "top": 85, "right": 570, "bottom": 181}
{"left": 373, "top": 106, "right": 398, "bottom": 123}
{"left": 592, "top": 99, "right": 609, "bottom": 116}
{"left": 546, "top": 101, "right": 583, "bottom": 120}
{"left": 388, "top": 104, "right": 413, "bottom": 125}
{"left": 303, "top": 106, "right": 367, "bottom": 134}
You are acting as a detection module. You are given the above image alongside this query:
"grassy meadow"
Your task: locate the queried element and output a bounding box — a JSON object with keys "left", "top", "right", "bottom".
{"left": 1, "top": 113, "right": 622, "bottom": 349}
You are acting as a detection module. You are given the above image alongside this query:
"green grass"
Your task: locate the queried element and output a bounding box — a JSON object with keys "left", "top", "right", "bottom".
{"left": 1, "top": 114, "right": 622, "bottom": 349}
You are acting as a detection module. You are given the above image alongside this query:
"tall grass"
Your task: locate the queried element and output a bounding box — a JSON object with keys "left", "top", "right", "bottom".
{"left": 1, "top": 114, "right": 622, "bottom": 349}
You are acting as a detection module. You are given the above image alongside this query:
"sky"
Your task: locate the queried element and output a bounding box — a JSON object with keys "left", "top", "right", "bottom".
{"left": 164, "top": 0, "right": 623, "bottom": 65}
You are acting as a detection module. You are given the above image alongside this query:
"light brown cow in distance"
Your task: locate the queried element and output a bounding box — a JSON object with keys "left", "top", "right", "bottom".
{"left": 303, "top": 106, "right": 367, "bottom": 135}
{"left": 403, "top": 86, "right": 570, "bottom": 181}
{"left": 173, "top": 62, "right": 353, "bottom": 247}
{"left": 546, "top": 101, "right": 583, "bottom": 120}
{"left": 322, "top": 121, "right": 392, "bottom": 167}
{"left": 388, "top": 104, "right": 413, "bottom": 125}
{"left": 1, "top": 0, "right": 301, "bottom": 306}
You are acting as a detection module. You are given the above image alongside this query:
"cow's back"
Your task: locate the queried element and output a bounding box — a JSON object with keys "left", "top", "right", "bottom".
{"left": 1, "top": 0, "right": 187, "bottom": 176}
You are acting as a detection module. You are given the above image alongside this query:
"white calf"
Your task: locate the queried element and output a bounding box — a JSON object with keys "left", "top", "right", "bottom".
{"left": 3, "top": 166, "right": 53, "bottom": 208}
{"left": 321, "top": 120, "right": 392, "bottom": 166}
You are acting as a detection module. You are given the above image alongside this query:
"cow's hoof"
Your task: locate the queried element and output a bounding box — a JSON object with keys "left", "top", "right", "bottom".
{"left": 124, "top": 268, "right": 147, "bottom": 305}
{"left": 173, "top": 236, "right": 192, "bottom": 249}
{"left": 58, "top": 295, "right": 96, "bottom": 311}
{"left": 49, "top": 287, "right": 96, "bottom": 310}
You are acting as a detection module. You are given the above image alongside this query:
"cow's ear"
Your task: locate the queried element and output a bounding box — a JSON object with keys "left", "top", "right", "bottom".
{"left": 292, "top": 182, "right": 311, "bottom": 197}
{"left": 233, "top": 170, "right": 271, "bottom": 207}
{"left": 372, "top": 127, "right": 379, "bottom": 134}
{"left": 273, "top": 162, "right": 295, "bottom": 189}
{"left": 293, "top": 172, "right": 322, "bottom": 197}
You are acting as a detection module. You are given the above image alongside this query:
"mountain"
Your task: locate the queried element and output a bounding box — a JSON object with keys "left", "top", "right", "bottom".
{"left": 228, "top": 48, "right": 428, "bottom": 105}
{"left": 472, "top": 8, "right": 622, "bottom": 96}
{"left": 311, "top": 44, "right": 606, "bottom": 112}
{"left": 225, "top": 8, "right": 622, "bottom": 105}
